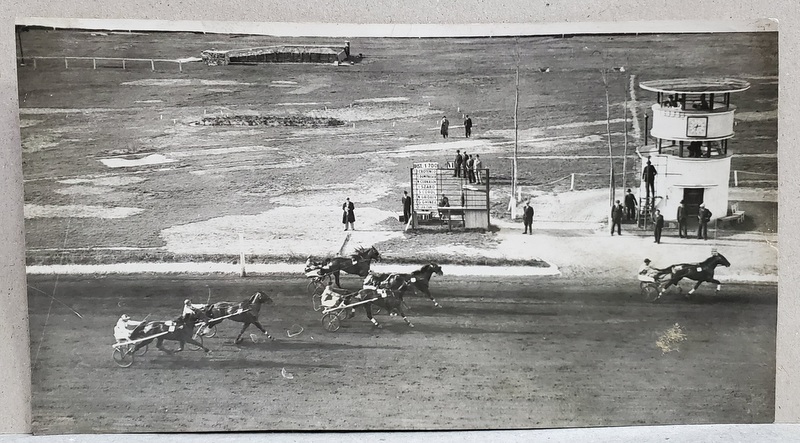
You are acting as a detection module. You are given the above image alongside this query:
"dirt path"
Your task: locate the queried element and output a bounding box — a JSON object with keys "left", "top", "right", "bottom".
{"left": 27, "top": 275, "right": 776, "bottom": 434}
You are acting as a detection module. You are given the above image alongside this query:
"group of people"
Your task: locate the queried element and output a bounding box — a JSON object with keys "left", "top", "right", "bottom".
{"left": 439, "top": 115, "right": 473, "bottom": 139}
{"left": 453, "top": 149, "right": 483, "bottom": 184}
{"left": 611, "top": 195, "right": 713, "bottom": 242}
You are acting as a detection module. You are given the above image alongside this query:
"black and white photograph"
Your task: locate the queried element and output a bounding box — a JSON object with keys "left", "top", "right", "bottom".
{"left": 16, "top": 20, "right": 777, "bottom": 434}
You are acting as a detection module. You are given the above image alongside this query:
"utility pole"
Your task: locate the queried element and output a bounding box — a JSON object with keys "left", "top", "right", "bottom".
{"left": 510, "top": 39, "right": 520, "bottom": 220}
{"left": 602, "top": 68, "right": 614, "bottom": 208}
{"left": 622, "top": 74, "right": 629, "bottom": 192}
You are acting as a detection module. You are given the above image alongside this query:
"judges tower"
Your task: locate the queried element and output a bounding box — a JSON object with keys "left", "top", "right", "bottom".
{"left": 637, "top": 78, "right": 750, "bottom": 226}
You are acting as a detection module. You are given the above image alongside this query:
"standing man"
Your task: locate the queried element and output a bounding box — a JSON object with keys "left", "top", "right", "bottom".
{"left": 611, "top": 200, "right": 624, "bottom": 236}
{"left": 342, "top": 197, "right": 356, "bottom": 231}
{"left": 697, "top": 202, "right": 712, "bottom": 240}
{"left": 464, "top": 114, "right": 473, "bottom": 138}
{"left": 642, "top": 159, "right": 657, "bottom": 205}
{"left": 462, "top": 151, "right": 469, "bottom": 179}
{"left": 402, "top": 190, "right": 412, "bottom": 224}
{"left": 440, "top": 116, "right": 449, "bottom": 139}
{"left": 676, "top": 199, "right": 688, "bottom": 238}
{"left": 474, "top": 154, "right": 483, "bottom": 184}
{"left": 653, "top": 209, "right": 664, "bottom": 244}
{"left": 522, "top": 201, "right": 534, "bottom": 234}
{"left": 467, "top": 155, "right": 475, "bottom": 183}
{"left": 624, "top": 188, "right": 637, "bottom": 221}
{"left": 454, "top": 149, "right": 463, "bottom": 177}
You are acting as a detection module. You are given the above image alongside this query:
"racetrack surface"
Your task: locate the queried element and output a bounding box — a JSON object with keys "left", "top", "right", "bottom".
{"left": 27, "top": 274, "right": 776, "bottom": 434}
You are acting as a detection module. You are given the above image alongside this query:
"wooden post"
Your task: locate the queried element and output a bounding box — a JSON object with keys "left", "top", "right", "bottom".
{"left": 122, "top": 59, "right": 126, "bottom": 70}
{"left": 64, "top": 58, "right": 68, "bottom": 69}
{"left": 33, "top": 58, "right": 36, "bottom": 70}
{"left": 734, "top": 170, "right": 739, "bottom": 187}
{"left": 93, "top": 58, "right": 96, "bottom": 69}
{"left": 239, "top": 233, "right": 247, "bottom": 277}
{"left": 570, "top": 173, "right": 575, "bottom": 191}
{"left": 644, "top": 114, "right": 649, "bottom": 145}
{"left": 179, "top": 61, "right": 183, "bottom": 72}
{"left": 151, "top": 59, "right": 155, "bottom": 71}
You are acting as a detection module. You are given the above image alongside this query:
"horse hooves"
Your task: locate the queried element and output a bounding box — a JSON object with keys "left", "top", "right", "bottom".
{"left": 408, "top": 323, "right": 415, "bottom": 328}
{"left": 234, "top": 338, "right": 243, "bottom": 344}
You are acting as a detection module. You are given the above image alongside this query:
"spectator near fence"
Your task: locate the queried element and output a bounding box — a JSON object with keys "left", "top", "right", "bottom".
{"left": 474, "top": 155, "right": 483, "bottom": 184}
{"left": 454, "top": 150, "right": 463, "bottom": 177}
{"left": 642, "top": 159, "right": 657, "bottom": 204}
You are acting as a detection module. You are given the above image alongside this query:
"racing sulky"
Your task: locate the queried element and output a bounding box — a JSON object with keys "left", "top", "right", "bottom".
{"left": 656, "top": 251, "right": 731, "bottom": 297}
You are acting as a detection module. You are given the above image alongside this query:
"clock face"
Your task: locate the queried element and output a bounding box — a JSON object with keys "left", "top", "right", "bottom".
{"left": 686, "top": 116, "right": 708, "bottom": 137}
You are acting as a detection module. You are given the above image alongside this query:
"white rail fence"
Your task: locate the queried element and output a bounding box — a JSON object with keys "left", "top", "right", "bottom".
{"left": 732, "top": 170, "right": 778, "bottom": 186}
{"left": 17, "top": 56, "right": 190, "bottom": 72}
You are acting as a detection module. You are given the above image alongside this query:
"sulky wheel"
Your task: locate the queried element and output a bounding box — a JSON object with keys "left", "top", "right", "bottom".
{"left": 187, "top": 334, "right": 204, "bottom": 351}
{"left": 113, "top": 348, "right": 134, "bottom": 368}
{"left": 641, "top": 283, "right": 661, "bottom": 303}
{"left": 336, "top": 308, "right": 351, "bottom": 320}
{"left": 312, "top": 293, "right": 323, "bottom": 312}
{"left": 133, "top": 343, "right": 148, "bottom": 357}
{"left": 321, "top": 313, "right": 341, "bottom": 332}
{"left": 199, "top": 324, "right": 217, "bottom": 338}
{"left": 307, "top": 280, "right": 320, "bottom": 296}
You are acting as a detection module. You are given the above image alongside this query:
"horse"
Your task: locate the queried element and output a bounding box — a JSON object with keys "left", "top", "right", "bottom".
{"left": 320, "top": 245, "right": 381, "bottom": 288}
{"left": 348, "top": 274, "right": 415, "bottom": 329}
{"left": 656, "top": 253, "right": 731, "bottom": 297}
{"left": 204, "top": 291, "right": 274, "bottom": 344}
{"left": 128, "top": 311, "right": 210, "bottom": 354}
{"left": 368, "top": 263, "right": 444, "bottom": 308}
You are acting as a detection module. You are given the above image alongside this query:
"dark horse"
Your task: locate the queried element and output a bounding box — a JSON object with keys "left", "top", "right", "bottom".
{"left": 348, "top": 274, "right": 415, "bottom": 329}
{"left": 320, "top": 245, "right": 381, "bottom": 288}
{"left": 369, "top": 263, "right": 444, "bottom": 308}
{"left": 656, "top": 253, "right": 731, "bottom": 297}
{"left": 204, "top": 291, "right": 274, "bottom": 344}
{"left": 128, "top": 311, "right": 210, "bottom": 354}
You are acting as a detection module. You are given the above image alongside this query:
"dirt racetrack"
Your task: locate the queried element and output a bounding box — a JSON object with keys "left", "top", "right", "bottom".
{"left": 27, "top": 274, "right": 776, "bottom": 434}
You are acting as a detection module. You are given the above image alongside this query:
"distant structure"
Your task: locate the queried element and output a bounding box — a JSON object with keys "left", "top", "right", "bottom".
{"left": 202, "top": 41, "right": 351, "bottom": 66}
{"left": 637, "top": 78, "right": 750, "bottom": 227}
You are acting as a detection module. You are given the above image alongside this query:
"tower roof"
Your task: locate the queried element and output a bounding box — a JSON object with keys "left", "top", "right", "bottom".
{"left": 639, "top": 78, "right": 751, "bottom": 95}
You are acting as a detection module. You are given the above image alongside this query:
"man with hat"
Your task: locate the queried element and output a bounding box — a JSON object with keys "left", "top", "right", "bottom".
{"left": 653, "top": 209, "right": 664, "bottom": 244}
{"left": 610, "top": 200, "right": 624, "bottom": 236}
{"left": 677, "top": 199, "right": 688, "bottom": 238}
{"left": 697, "top": 202, "right": 712, "bottom": 240}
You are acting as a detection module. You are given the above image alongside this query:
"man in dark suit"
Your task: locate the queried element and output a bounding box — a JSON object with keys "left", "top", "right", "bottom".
{"left": 642, "top": 159, "right": 657, "bottom": 204}
{"left": 454, "top": 150, "right": 463, "bottom": 177}
{"left": 676, "top": 200, "right": 688, "bottom": 238}
{"left": 522, "top": 201, "right": 534, "bottom": 234}
{"left": 464, "top": 115, "right": 473, "bottom": 138}
{"left": 697, "top": 202, "right": 712, "bottom": 240}
{"left": 402, "top": 190, "right": 412, "bottom": 224}
{"left": 624, "top": 188, "right": 637, "bottom": 221}
{"left": 653, "top": 209, "right": 664, "bottom": 244}
{"left": 611, "top": 200, "right": 624, "bottom": 236}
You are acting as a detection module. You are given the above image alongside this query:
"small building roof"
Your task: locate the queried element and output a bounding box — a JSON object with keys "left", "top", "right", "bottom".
{"left": 639, "top": 78, "right": 751, "bottom": 94}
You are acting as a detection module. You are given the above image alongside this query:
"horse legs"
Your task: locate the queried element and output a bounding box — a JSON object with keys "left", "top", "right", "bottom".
{"left": 709, "top": 278, "right": 722, "bottom": 293}
{"left": 688, "top": 280, "right": 703, "bottom": 295}
{"left": 364, "top": 304, "right": 381, "bottom": 329}
{"left": 234, "top": 322, "right": 251, "bottom": 344}
{"left": 421, "top": 288, "right": 441, "bottom": 308}
{"left": 396, "top": 305, "right": 414, "bottom": 328}
{"left": 156, "top": 337, "right": 173, "bottom": 354}
{"left": 334, "top": 270, "right": 342, "bottom": 288}
{"left": 250, "top": 321, "right": 274, "bottom": 340}
{"left": 184, "top": 336, "right": 210, "bottom": 353}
